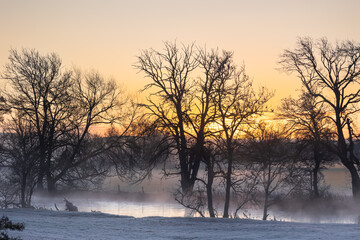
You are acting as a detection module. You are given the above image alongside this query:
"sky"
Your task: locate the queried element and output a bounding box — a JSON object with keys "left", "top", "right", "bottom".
{"left": 1, "top": 0, "right": 360, "bottom": 106}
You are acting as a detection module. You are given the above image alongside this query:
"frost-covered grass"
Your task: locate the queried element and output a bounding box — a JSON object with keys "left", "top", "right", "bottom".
{"left": 1, "top": 208, "right": 359, "bottom": 240}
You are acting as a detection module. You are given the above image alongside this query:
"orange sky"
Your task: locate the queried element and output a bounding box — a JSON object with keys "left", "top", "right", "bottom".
{"left": 1, "top": 0, "right": 360, "bottom": 107}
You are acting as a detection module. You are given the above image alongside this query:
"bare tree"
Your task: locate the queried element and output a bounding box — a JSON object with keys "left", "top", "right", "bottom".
{"left": 137, "top": 42, "right": 273, "bottom": 217}
{"left": 186, "top": 49, "right": 235, "bottom": 217}
{"left": 280, "top": 89, "right": 336, "bottom": 198}
{"left": 136, "top": 44, "right": 247, "bottom": 217}
{"left": 108, "top": 120, "right": 171, "bottom": 185}
{"left": 1, "top": 49, "right": 129, "bottom": 192}
{"left": 43, "top": 70, "right": 127, "bottom": 191}
{"left": 246, "top": 122, "right": 300, "bottom": 220}
{"left": 213, "top": 64, "right": 272, "bottom": 218}
{"left": 135, "top": 41, "right": 198, "bottom": 194}
{"left": 0, "top": 114, "right": 39, "bottom": 207}
{"left": 280, "top": 37, "right": 360, "bottom": 198}
{"left": 1, "top": 48, "right": 73, "bottom": 189}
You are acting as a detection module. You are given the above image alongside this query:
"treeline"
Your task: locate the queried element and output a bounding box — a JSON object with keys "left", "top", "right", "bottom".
{"left": 0, "top": 49, "right": 142, "bottom": 208}
{"left": 1, "top": 38, "right": 360, "bottom": 220}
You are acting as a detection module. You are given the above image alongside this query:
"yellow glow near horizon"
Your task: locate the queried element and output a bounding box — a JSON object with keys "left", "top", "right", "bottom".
{"left": 1, "top": 0, "right": 360, "bottom": 109}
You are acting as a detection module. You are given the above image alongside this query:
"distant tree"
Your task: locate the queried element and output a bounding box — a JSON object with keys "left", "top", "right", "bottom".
{"left": 1, "top": 48, "right": 73, "bottom": 190}
{"left": 0, "top": 114, "right": 39, "bottom": 207}
{"left": 43, "top": 70, "right": 127, "bottom": 191}
{"left": 246, "top": 122, "right": 301, "bottom": 220}
{"left": 1, "top": 49, "right": 129, "bottom": 192}
{"left": 107, "top": 120, "right": 170, "bottom": 184}
{"left": 280, "top": 89, "right": 336, "bottom": 198}
{"left": 280, "top": 37, "right": 360, "bottom": 198}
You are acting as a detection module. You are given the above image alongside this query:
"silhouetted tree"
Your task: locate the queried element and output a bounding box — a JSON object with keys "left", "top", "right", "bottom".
{"left": 135, "top": 42, "right": 198, "bottom": 194}
{"left": 137, "top": 42, "right": 273, "bottom": 217}
{"left": 43, "top": 70, "right": 126, "bottom": 191}
{"left": 280, "top": 89, "right": 336, "bottom": 198}
{"left": 213, "top": 63, "right": 272, "bottom": 218}
{"left": 2, "top": 48, "right": 73, "bottom": 190}
{"left": 1, "top": 49, "right": 129, "bottom": 192}
{"left": 183, "top": 48, "right": 232, "bottom": 216}
{"left": 0, "top": 114, "right": 39, "bottom": 207}
{"left": 246, "top": 122, "right": 300, "bottom": 220}
{"left": 108, "top": 120, "right": 170, "bottom": 184}
{"left": 280, "top": 37, "right": 360, "bottom": 198}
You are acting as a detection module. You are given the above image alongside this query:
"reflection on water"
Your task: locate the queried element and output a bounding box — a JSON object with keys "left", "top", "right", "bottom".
{"left": 31, "top": 194, "right": 360, "bottom": 224}
{"left": 33, "top": 196, "right": 186, "bottom": 218}
{"left": 79, "top": 201, "right": 186, "bottom": 218}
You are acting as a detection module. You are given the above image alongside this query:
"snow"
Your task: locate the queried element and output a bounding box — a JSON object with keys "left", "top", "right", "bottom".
{"left": 1, "top": 208, "right": 360, "bottom": 240}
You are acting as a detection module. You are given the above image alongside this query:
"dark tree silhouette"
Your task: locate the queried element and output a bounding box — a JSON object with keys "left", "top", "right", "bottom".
{"left": 186, "top": 49, "right": 235, "bottom": 217}
{"left": 1, "top": 48, "right": 129, "bottom": 192}
{"left": 43, "top": 70, "right": 125, "bottom": 191}
{"left": 0, "top": 114, "right": 39, "bottom": 207}
{"left": 135, "top": 42, "right": 198, "bottom": 194}
{"left": 137, "top": 42, "right": 272, "bottom": 217}
{"left": 107, "top": 120, "right": 170, "bottom": 184}
{"left": 246, "top": 122, "right": 300, "bottom": 220}
{"left": 2, "top": 49, "right": 73, "bottom": 189}
{"left": 213, "top": 63, "right": 272, "bottom": 218}
{"left": 280, "top": 37, "right": 360, "bottom": 198}
{"left": 280, "top": 89, "right": 335, "bottom": 198}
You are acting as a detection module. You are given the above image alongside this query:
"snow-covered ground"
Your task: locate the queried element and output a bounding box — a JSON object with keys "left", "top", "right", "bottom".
{"left": 1, "top": 208, "right": 359, "bottom": 240}
{"left": 0, "top": 166, "right": 357, "bottom": 239}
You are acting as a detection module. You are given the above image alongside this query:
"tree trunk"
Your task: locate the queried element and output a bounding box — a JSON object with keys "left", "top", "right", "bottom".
{"left": 262, "top": 193, "right": 269, "bottom": 220}
{"left": 37, "top": 150, "right": 46, "bottom": 189}
{"left": 20, "top": 175, "right": 27, "bottom": 208}
{"left": 312, "top": 167, "right": 319, "bottom": 198}
{"left": 312, "top": 145, "right": 320, "bottom": 198}
{"left": 343, "top": 161, "right": 360, "bottom": 198}
{"left": 180, "top": 149, "right": 192, "bottom": 195}
{"left": 263, "top": 164, "right": 271, "bottom": 221}
{"left": 223, "top": 154, "right": 233, "bottom": 218}
{"left": 180, "top": 139, "right": 203, "bottom": 195}
{"left": 336, "top": 116, "right": 360, "bottom": 198}
{"left": 207, "top": 166, "right": 215, "bottom": 218}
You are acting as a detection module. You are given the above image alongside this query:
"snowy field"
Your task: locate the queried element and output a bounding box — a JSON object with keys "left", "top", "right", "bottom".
{"left": 1, "top": 208, "right": 360, "bottom": 240}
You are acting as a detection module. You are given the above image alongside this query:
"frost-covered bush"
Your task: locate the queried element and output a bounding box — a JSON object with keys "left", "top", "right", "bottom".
{"left": 0, "top": 215, "right": 25, "bottom": 240}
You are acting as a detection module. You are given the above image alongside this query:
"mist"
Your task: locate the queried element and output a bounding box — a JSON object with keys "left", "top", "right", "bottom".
{"left": 24, "top": 166, "right": 359, "bottom": 224}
